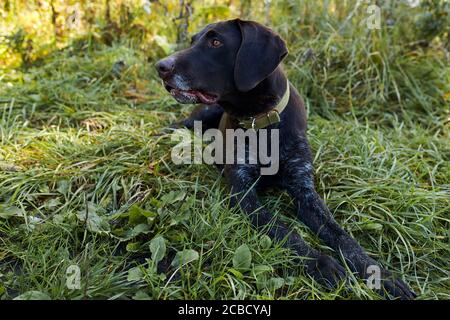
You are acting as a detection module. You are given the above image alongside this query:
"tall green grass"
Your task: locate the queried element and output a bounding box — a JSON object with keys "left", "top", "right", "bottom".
{"left": 0, "top": 0, "right": 449, "bottom": 299}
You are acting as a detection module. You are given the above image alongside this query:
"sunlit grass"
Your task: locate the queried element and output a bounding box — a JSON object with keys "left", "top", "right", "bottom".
{"left": 0, "top": 0, "right": 449, "bottom": 300}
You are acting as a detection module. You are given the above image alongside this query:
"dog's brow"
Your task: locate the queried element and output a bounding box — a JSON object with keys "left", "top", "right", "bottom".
{"left": 205, "top": 29, "right": 219, "bottom": 38}
{"left": 190, "top": 23, "right": 216, "bottom": 44}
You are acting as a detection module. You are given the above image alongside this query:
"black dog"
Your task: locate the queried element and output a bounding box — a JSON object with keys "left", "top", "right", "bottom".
{"left": 155, "top": 19, "right": 415, "bottom": 299}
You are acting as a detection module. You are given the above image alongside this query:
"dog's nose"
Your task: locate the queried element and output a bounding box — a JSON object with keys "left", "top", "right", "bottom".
{"left": 155, "top": 57, "right": 175, "bottom": 79}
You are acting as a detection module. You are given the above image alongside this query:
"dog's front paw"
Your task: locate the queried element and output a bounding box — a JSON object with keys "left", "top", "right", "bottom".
{"left": 361, "top": 258, "right": 416, "bottom": 299}
{"left": 377, "top": 268, "right": 416, "bottom": 300}
{"left": 306, "top": 254, "right": 347, "bottom": 289}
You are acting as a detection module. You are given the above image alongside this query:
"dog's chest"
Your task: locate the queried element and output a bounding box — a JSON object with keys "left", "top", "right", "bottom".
{"left": 217, "top": 112, "right": 280, "bottom": 170}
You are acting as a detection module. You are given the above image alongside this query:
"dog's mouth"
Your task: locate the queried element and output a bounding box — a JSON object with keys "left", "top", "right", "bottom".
{"left": 164, "top": 83, "right": 218, "bottom": 104}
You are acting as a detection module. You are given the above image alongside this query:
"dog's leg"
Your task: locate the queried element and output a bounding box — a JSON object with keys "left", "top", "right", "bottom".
{"left": 225, "top": 164, "right": 346, "bottom": 288}
{"left": 171, "top": 104, "right": 224, "bottom": 131}
{"left": 282, "top": 138, "right": 416, "bottom": 299}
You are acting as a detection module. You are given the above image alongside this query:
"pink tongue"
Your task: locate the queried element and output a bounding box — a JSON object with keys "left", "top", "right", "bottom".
{"left": 197, "top": 91, "right": 216, "bottom": 104}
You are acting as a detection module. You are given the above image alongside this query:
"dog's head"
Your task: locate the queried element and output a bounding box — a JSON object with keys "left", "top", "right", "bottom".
{"left": 155, "top": 19, "right": 288, "bottom": 105}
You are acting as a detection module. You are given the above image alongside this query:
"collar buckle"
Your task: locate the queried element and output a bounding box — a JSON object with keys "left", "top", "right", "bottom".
{"left": 237, "top": 79, "right": 289, "bottom": 131}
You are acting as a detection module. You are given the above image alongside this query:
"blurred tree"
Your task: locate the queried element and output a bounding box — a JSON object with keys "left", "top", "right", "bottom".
{"left": 175, "top": 0, "right": 194, "bottom": 45}
{"left": 4, "top": 0, "right": 11, "bottom": 12}
{"left": 0, "top": 0, "right": 448, "bottom": 70}
{"left": 415, "top": 0, "right": 449, "bottom": 47}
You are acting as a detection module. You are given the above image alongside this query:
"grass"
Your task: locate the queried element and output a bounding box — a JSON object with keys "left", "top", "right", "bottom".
{"left": 0, "top": 2, "right": 449, "bottom": 300}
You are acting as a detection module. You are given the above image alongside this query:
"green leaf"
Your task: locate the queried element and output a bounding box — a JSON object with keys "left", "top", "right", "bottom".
{"left": 285, "top": 276, "right": 296, "bottom": 286}
{"left": 127, "top": 204, "right": 157, "bottom": 226}
{"left": 76, "top": 203, "right": 110, "bottom": 234}
{"left": 14, "top": 291, "right": 51, "bottom": 300}
{"left": 259, "top": 235, "right": 272, "bottom": 249}
{"left": 171, "top": 249, "right": 199, "bottom": 268}
{"left": 0, "top": 205, "right": 23, "bottom": 219}
{"left": 268, "top": 277, "right": 285, "bottom": 290}
{"left": 253, "top": 264, "right": 273, "bottom": 275}
{"left": 149, "top": 235, "right": 166, "bottom": 263}
{"left": 127, "top": 267, "right": 143, "bottom": 282}
{"left": 132, "top": 290, "right": 151, "bottom": 300}
{"left": 114, "top": 223, "right": 150, "bottom": 241}
{"left": 44, "top": 198, "right": 61, "bottom": 209}
{"left": 57, "top": 180, "right": 70, "bottom": 195}
{"left": 233, "top": 244, "right": 252, "bottom": 272}
{"left": 126, "top": 242, "right": 141, "bottom": 252}
{"left": 127, "top": 223, "right": 150, "bottom": 237}
{"left": 255, "top": 274, "right": 267, "bottom": 290}
{"left": 160, "top": 191, "right": 186, "bottom": 204}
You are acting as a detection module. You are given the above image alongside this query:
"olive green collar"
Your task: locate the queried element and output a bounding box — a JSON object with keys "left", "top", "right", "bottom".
{"left": 238, "top": 79, "right": 290, "bottom": 130}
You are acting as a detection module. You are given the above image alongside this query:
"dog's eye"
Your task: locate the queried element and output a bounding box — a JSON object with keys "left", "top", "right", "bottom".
{"left": 210, "top": 39, "right": 222, "bottom": 48}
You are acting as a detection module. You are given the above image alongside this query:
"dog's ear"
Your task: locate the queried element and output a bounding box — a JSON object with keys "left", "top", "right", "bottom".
{"left": 234, "top": 19, "right": 288, "bottom": 92}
